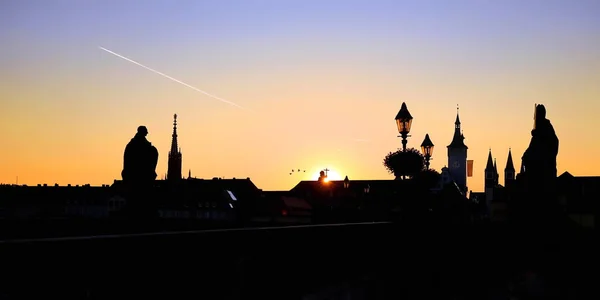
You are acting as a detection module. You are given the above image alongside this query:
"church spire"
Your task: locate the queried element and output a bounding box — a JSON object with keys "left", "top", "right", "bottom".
{"left": 448, "top": 105, "right": 468, "bottom": 149}
{"left": 171, "top": 114, "right": 179, "bottom": 154}
{"left": 455, "top": 104, "right": 461, "bottom": 126}
{"left": 504, "top": 148, "right": 516, "bottom": 188}
{"left": 167, "top": 114, "right": 182, "bottom": 181}
{"left": 486, "top": 149, "right": 494, "bottom": 170}
{"left": 505, "top": 148, "right": 515, "bottom": 171}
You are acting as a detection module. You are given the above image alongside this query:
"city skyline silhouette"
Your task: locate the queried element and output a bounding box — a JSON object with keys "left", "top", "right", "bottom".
{"left": 1, "top": 2, "right": 597, "bottom": 299}
{"left": 2, "top": 0, "right": 600, "bottom": 193}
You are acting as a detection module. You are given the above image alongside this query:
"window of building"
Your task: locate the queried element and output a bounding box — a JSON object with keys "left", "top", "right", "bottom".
{"left": 226, "top": 190, "right": 238, "bottom": 201}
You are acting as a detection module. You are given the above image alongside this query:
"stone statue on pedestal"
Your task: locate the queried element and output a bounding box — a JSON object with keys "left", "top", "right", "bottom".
{"left": 517, "top": 104, "right": 561, "bottom": 226}
{"left": 121, "top": 125, "right": 159, "bottom": 220}
{"left": 522, "top": 104, "right": 559, "bottom": 183}
{"left": 122, "top": 126, "right": 159, "bottom": 184}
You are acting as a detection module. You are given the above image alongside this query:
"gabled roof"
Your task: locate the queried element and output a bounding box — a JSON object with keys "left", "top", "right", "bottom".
{"left": 558, "top": 171, "right": 600, "bottom": 181}
{"left": 558, "top": 171, "right": 574, "bottom": 179}
{"left": 290, "top": 179, "right": 406, "bottom": 195}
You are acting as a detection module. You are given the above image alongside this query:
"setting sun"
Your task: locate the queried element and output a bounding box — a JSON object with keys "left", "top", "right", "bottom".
{"left": 313, "top": 168, "right": 344, "bottom": 182}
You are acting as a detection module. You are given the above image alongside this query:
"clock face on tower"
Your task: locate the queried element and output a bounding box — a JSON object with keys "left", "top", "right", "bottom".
{"left": 452, "top": 161, "right": 460, "bottom": 169}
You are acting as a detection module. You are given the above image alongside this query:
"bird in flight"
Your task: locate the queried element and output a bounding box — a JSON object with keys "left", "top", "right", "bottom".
{"left": 289, "top": 168, "right": 306, "bottom": 175}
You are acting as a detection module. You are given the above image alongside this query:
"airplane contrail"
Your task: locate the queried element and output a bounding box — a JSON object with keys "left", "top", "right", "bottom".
{"left": 98, "top": 46, "right": 246, "bottom": 110}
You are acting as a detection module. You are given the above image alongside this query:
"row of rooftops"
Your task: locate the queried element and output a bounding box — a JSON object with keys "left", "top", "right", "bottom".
{"left": 1, "top": 172, "right": 598, "bottom": 197}
{"left": 0, "top": 183, "right": 101, "bottom": 188}
{"left": 0, "top": 177, "right": 255, "bottom": 188}
{"left": 0, "top": 178, "right": 464, "bottom": 205}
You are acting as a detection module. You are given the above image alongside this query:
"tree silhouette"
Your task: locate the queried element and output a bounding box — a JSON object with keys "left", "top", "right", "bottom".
{"left": 413, "top": 169, "right": 442, "bottom": 190}
{"left": 383, "top": 148, "right": 425, "bottom": 179}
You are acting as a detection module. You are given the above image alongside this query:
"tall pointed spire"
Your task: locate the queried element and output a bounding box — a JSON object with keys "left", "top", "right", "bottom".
{"left": 505, "top": 148, "right": 515, "bottom": 171}
{"left": 167, "top": 114, "right": 182, "bottom": 181}
{"left": 486, "top": 149, "right": 494, "bottom": 169}
{"left": 504, "top": 148, "right": 516, "bottom": 188}
{"left": 171, "top": 114, "right": 179, "bottom": 154}
{"left": 455, "top": 104, "right": 461, "bottom": 126}
{"left": 448, "top": 104, "right": 468, "bottom": 149}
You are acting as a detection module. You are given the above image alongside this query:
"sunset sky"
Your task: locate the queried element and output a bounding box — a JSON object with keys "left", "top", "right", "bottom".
{"left": 1, "top": 0, "right": 599, "bottom": 192}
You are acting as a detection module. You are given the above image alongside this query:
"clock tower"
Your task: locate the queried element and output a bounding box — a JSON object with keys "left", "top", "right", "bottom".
{"left": 447, "top": 106, "right": 468, "bottom": 192}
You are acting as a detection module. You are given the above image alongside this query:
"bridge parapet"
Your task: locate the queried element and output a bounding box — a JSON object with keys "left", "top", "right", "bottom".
{"left": 1, "top": 222, "right": 594, "bottom": 299}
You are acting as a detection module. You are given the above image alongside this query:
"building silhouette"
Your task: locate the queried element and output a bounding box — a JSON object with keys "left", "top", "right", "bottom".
{"left": 470, "top": 148, "right": 515, "bottom": 220}
{"left": 556, "top": 171, "right": 597, "bottom": 228}
{"left": 447, "top": 107, "right": 468, "bottom": 193}
{"left": 167, "top": 114, "right": 182, "bottom": 181}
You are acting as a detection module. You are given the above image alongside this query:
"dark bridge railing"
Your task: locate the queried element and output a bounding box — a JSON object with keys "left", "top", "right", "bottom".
{"left": 1, "top": 222, "right": 595, "bottom": 300}
{"left": 2, "top": 222, "right": 396, "bottom": 299}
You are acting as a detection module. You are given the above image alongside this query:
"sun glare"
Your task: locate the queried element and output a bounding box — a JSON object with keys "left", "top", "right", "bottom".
{"left": 313, "top": 168, "right": 343, "bottom": 181}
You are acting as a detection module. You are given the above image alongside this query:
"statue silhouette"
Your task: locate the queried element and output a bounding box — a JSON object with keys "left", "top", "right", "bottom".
{"left": 121, "top": 126, "right": 159, "bottom": 184}
{"left": 517, "top": 104, "right": 561, "bottom": 227}
{"left": 120, "top": 126, "right": 159, "bottom": 221}
{"left": 522, "top": 104, "right": 559, "bottom": 184}
{"left": 318, "top": 170, "right": 327, "bottom": 183}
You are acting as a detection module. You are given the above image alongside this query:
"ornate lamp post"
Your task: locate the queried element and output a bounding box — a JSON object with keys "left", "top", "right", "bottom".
{"left": 395, "top": 102, "right": 413, "bottom": 152}
{"left": 421, "top": 134, "right": 434, "bottom": 170}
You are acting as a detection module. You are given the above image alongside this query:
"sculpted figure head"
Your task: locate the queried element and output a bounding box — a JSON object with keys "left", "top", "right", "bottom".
{"left": 535, "top": 104, "right": 546, "bottom": 119}
{"left": 137, "top": 126, "right": 148, "bottom": 137}
{"left": 534, "top": 104, "right": 546, "bottom": 130}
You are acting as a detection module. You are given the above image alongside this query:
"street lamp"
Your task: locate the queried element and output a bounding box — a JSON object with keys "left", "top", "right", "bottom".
{"left": 343, "top": 176, "right": 350, "bottom": 189}
{"left": 364, "top": 184, "right": 370, "bottom": 194}
{"left": 421, "top": 134, "right": 434, "bottom": 170}
{"left": 395, "top": 102, "right": 413, "bottom": 152}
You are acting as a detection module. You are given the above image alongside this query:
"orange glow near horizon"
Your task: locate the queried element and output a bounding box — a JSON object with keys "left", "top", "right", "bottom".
{"left": 313, "top": 169, "right": 343, "bottom": 182}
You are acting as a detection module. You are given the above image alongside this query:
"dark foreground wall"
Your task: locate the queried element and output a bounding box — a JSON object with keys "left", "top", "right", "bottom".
{"left": 1, "top": 222, "right": 596, "bottom": 299}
